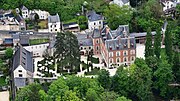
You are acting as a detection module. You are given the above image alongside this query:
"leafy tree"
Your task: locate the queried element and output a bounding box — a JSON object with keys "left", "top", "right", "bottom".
{"left": 111, "top": 66, "right": 129, "bottom": 97}
{"left": 97, "top": 69, "right": 111, "bottom": 89}
{"left": 154, "top": 53, "right": 174, "bottom": 99}
{"left": 100, "top": 91, "right": 119, "bottom": 101}
{"left": 154, "top": 28, "right": 162, "bottom": 59}
{"left": 104, "top": 4, "right": 133, "bottom": 30}
{"left": 47, "top": 78, "right": 69, "bottom": 100}
{"left": 54, "top": 32, "right": 80, "bottom": 72}
{"left": 132, "top": 58, "right": 153, "bottom": 101}
{"left": 86, "top": 88, "right": 101, "bottom": 101}
{"left": 5, "top": 48, "right": 13, "bottom": 59}
{"left": 172, "top": 52, "right": 180, "bottom": 82}
{"left": 39, "top": 90, "right": 50, "bottom": 101}
{"left": 145, "top": 27, "right": 154, "bottom": 58}
{"left": 165, "top": 26, "right": 173, "bottom": 63}
{"left": 145, "top": 56, "right": 158, "bottom": 72}
{"left": 116, "top": 96, "right": 132, "bottom": 101}
{"left": 62, "top": 90, "right": 82, "bottom": 101}
{"left": 15, "top": 83, "right": 42, "bottom": 101}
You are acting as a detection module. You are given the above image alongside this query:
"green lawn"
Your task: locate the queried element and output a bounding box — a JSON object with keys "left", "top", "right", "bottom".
{"left": 29, "top": 39, "right": 49, "bottom": 45}
{"left": 0, "top": 77, "right": 6, "bottom": 86}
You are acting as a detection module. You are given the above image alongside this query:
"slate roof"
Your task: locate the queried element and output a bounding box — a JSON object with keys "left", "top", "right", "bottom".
{"left": 21, "top": 6, "right": 28, "bottom": 10}
{"left": 92, "top": 29, "right": 101, "bottom": 38}
{"left": 4, "top": 38, "right": 13, "bottom": 44}
{"left": 105, "top": 37, "right": 136, "bottom": 51}
{"left": 4, "top": 13, "right": 14, "bottom": 18}
{"left": 121, "top": 0, "right": 129, "bottom": 4}
{"left": 78, "top": 38, "right": 93, "bottom": 46}
{"left": 13, "top": 46, "right": 33, "bottom": 73}
{"left": 15, "top": 14, "right": 24, "bottom": 22}
{"left": 130, "top": 32, "right": 157, "bottom": 37}
{"left": 14, "top": 78, "right": 26, "bottom": 88}
{"left": 87, "top": 11, "right": 103, "bottom": 22}
{"left": 48, "top": 14, "right": 60, "bottom": 23}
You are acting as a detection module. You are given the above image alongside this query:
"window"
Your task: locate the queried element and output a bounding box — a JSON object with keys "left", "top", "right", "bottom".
{"left": 55, "top": 25, "right": 56, "bottom": 27}
{"left": 80, "top": 47, "right": 83, "bottom": 50}
{"left": 96, "top": 46, "right": 99, "bottom": 50}
{"left": 109, "top": 58, "right": 113, "bottom": 63}
{"left": 96, "top": 40, "right": 99, "bottom": 44}
{"left": 109, "top": 52, "right": 113, "bottom": 57}
{"left": 39, "top": 46, "right": 41, "bottom": 48}
{"left": 130, "top": 50, "right": 135, "bottom": 55}
{"left": 124, "top": 51, "right": 128, "bottom": 56}
{"left": 55, "top": 29, "right": 57, "bottom": 31}
{"left": 89, "top": 47, "right": 91, "bottom": 49}
{"left": 19, "top": 74, "right": 23, "bottom": 77}
{"left": 116, "top": 51, "right": 120, "bottom": 56}
{"left": 116, "top": 58, "right": 120, "bottom": 63}
{"left": 124, "top": 57, "right": 127, "bottom": 62}
{"left": 132, "top": 57, "right": 134, "bottom": 61}
{"left": 84, "top": 47, "right": 86, "bottom": 50}
{"left": 94, "top": 22, "right": 96, "bottom": 25}
{"left": 99, "top": 21, "right": 101, "bottom": 24}
{"left": 18, "top": 70, "right": 22, "bottom": 72}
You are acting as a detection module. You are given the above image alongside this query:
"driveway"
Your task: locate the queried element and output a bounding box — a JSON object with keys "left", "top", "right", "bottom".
{"left": 0, "top": 91, "right": 9, "bottom": 101}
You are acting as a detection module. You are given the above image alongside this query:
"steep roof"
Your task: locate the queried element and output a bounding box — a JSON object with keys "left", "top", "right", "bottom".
{"left": 15, "top": 14, "right": 24, "bottom": 22}
{"left": 87, "top": 11, "right": 103, "bottom": 22}
{"left": 21, "top": 6, "right": 28, "bottom": 10}
{"left": 92, "top": 29, "right": 101, "bottom": 38}
{"left": 48, "top": 14, "right": 60, "bottom": 23}
{"left": 130, "top": 32, "right": 157, "bottom": 37}
{"left": 13, "top": 46, "right": 33, "bottom": 73}
{"left": 14, "top": 78, "right": 26, "bottom": 88}
{"left": 121, "top": 0, "right": 129, "bottom": 4}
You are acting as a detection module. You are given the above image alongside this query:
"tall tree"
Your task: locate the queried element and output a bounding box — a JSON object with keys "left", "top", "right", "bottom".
{"left": 164, "top": 26, "right": 173, "bottom": 63}
{"left": 5, "top": 48, "right": 13, "bottom": 59}
{"left": 86, "top": 88, "right": 101, "bottom": 101}
{"left": 154, "top": 28, "right": 161, "bottom": 58}
{"left": 116, "top": 96, "right": 132, "bottom": 101}
{"left": 154, "top": 53, "right": 174, "bottom": 99}
{"left": 54, "top": 32, "right": 80, "bottom": 72}
{"left": 172, "top": 52, "right": 180, "bottom": 82}
{"left": 97, "top": 69, "right": 111, "bottom": 89}
{"left": 100, "top": 91, "right": 119, "bottom": 101}
{"left": 145, "top": 27, "right": 154, "bottom": 58}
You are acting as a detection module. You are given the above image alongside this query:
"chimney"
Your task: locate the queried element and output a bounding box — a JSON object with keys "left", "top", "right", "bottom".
{"left": 127, "top": 38, "right": 130, "bottom": 48}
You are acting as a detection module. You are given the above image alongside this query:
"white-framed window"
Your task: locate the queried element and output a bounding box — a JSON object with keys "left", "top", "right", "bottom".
{"left": 109, "top": 58, "right": 113, "bottom": 63}
{"left": 19, "top": 74, "right": 23, "bottom": 77}
{"left": 109, "top": 52, "right": 113, "bottom": 57}
{"left": 96, "top": 40, "right": 99, "bottom": 44}
{"left": 124, "top": 57, "right": 127, "bottom": 62}
{"left": 116, "top": 58, "right": 120, "bottom": 63}
{"left": 123, "top": 51, "right": 128, "bottom": 56}
{"left": 96, "top": 46, "right": 99, "bottom": 50}
{"left": 131, "top": 56, "right": 135, "bottom": 61}
{"left": 116, "top": 51, "right": 120, "bottom": 56}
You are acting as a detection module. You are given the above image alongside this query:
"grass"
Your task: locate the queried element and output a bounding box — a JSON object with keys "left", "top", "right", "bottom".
{"left": 29, "top": 38, "right": 49, "bottom": 45}
{"left": 0, "top": 77, "right": 6, "bottom": 86}
{"left": 63, "top": 18, "right": 77, "bottom": 24}
{"left": 38, "top": 20, "right": 48, "bottom": 29}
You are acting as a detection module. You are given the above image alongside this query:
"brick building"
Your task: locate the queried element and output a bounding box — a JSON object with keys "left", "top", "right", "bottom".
{"left": 77, "top": 25, "right": 136, "bottom": 68}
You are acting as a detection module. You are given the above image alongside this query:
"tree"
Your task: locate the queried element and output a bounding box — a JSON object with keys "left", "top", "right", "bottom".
{"left": 54, "top": 32, "right": 80, "bottom": 72}
{"left": 62, "top": 90, "right": 82, "bottom": 101}
{"left": 132, "top": 58, "right": 153, "bottom": 101}
{"left": 39, "top": 90, "right": 50, "bottom": 101}
{"left": 100, "top": 91, "right": 119, "bottom": 101}
{"left": 172, "top": 52, "right": 180, "bottom": 82}
{"left": 15, "top": 83, "right": 42, "bottom": 101}
{"left": 47, "top": 78, "right": 69, "bottom": 100}
{"left": 154, "top": 28, "right": 162, "bottom": 59}
{"left": 145, "top": 27, "right": 154, "bottom": 58}
{"left": 116, "top": 96, "right": 132, "bottom": 101}
{"left": 154, "top": 53, "right": 174, "bottom": 99}
{"left": 86, "top": 88, "right": 101, "bottom": 101}
{"left": 165, "top": 26, "right": 173, "bottom": 63}
{"left": 5, "top": 48, "right": 13, "bottom": 59}
{"left": 145, "top": 56, "right": 158, "bottom": 72}
{"left": 104, "top": 4, "right": 133, "bottom": 30}
{"left": 97, "top": 69, "right": 111, "bottom": 89}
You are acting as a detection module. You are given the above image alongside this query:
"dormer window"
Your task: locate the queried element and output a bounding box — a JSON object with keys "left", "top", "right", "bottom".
{"left": 116, "top": 45, "right": 119, "bottom": 49}
{"left": 131, "top": 43, "right": 134, "bottom": 47}
{"left": 109, "top": 46, "right": 112, "bottom": 50}
{"left": 124, "top": 44, "right": 127, "bottom": 48}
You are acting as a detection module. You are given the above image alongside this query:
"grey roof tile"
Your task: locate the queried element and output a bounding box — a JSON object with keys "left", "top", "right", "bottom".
{"left": 87, "top": 11, "right": 103, "bottom": 22}
{"left": 21, "top": 6, "right": 28, "bottom": 10}
{"left": 48, "top": 14, "right": 60, "bottom": 23}
{"left": 14, "top": 78, "right": 26, "bottom": 87}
